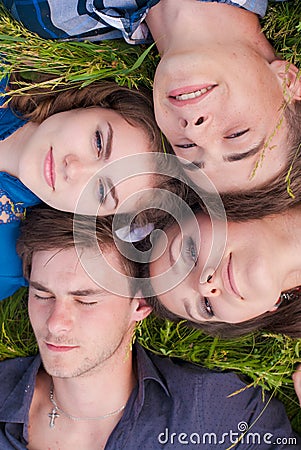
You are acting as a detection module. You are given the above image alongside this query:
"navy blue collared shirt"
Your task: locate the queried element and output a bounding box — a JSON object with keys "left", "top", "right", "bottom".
{"left": 0, "top": 0, "right": 273, "bottom": 43}
{"left": 0, "top": 344, "right": 299, "bottom": 449}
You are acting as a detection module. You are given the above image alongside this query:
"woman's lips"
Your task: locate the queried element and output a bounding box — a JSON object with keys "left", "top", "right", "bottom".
{"left": 44, "top": 148, "right": 56, "bottom": 189}
{"left": 222, "top": 254, "right": 243, "bottom": 298}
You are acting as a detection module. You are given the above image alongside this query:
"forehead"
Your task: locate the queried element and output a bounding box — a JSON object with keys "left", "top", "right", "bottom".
{"left": 30, "top": 246, "right": 130, "bottom": 296}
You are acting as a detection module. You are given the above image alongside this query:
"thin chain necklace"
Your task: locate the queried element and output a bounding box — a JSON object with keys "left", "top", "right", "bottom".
{"left": 48, "top": 385, "right": 126, "bottom": 429}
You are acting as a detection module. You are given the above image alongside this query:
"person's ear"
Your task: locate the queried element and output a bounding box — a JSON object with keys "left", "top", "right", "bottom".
{"left": 271, "top": 60, "right": 301, "bottom": 101}
{"left": 132, "top": 292, "right": 153, "bottom": 321}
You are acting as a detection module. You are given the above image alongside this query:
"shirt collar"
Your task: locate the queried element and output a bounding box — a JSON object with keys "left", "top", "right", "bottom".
{"left": 0, "top": 354, "right": 41, "bottom": 423}
{"left": 127, "top": 344, "right": 170, "bottom": 419}
{"left": 135, "top": 344, "right": 169, "bottom": 395}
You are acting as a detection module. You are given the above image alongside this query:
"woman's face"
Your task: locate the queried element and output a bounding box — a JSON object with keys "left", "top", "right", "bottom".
{"left": 19, "top": 107, "right": 154, "bottom": 215}
{"left": 150, "top": 213, "right": 285, "bottom": 324}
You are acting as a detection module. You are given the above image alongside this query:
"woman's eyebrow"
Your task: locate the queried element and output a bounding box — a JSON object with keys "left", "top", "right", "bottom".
{"left": 104, "top": 122, "right": 113, "bottom": 161}
{"left": 105, "top": 178, "right": 119, "bottom": 209}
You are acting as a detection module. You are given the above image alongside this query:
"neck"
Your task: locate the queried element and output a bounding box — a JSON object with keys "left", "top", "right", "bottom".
{"left": 147, "top": 0, "right": 276, "bottom": 61}
{"left": 48, "top": 344, "right": 136, "bottom": 418}
{"left": 264, "top": 208, "right": 301, "bottom": 291}
{"left": 0, "top": 121, "right": 37, "bottom": 177}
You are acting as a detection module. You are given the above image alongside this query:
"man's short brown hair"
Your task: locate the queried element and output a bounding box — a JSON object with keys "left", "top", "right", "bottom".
{"left": 17, "top": 205, "right": 139, "bottom": 292}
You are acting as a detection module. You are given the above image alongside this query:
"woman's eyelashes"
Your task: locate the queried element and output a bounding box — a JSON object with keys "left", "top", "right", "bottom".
{"left": 199, "top": 296, "right": 214, "bottom": 319}
{"left": 95, "top": 130, "right": 103, "bottom": 158}
{"left": 184, "top": 236, "right": 198, "bottom": 266}
{"left": 98, "top": 179, "right": 106, "bottom": 205}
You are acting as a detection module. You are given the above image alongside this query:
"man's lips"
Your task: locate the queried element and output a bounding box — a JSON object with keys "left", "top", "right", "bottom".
{"left": 222, "top": 254, "right": 243, "bottom": 298}
{"left": 44, "top": 148, "right": 56, "bottom": 189}
{"left": 46, "top": 343, "right": 79, "bottom": 352}
{"left": 168, "top": 84, "right": 217, "bottom": 107}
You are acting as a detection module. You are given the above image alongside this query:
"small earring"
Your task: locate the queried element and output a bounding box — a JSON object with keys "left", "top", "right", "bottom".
{"left": 280, "top": 292, "right": 292, "bottom": 303}
{"left": 207, "top": 274, "right": 213, "bottom": 283}
{"left": 274, "top": 290, "right": 295, "bottom": 310}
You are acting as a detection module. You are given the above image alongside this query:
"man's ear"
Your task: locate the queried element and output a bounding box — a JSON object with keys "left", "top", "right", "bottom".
{"left": 132, "top": 292, "right": 153, "bottom": 321}
{"left": 271, "top": 59, "right": 301, "bottom": 101}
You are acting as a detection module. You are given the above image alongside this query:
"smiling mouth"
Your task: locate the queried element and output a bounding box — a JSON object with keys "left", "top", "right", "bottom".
{"left": 227, "top": 254, "right": 243, "bottom": 298}
{"left": 222, "top": 254, "right": 243, "bottom": 299}
{"left": 44, "top": 148, "right": 56, "bottom": 190}
{"left": 168, "top": 84, "right": 217, "bottom": 106}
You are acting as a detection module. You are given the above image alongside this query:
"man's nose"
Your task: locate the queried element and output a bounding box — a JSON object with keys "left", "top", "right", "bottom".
{"left": 47, "top": 301, "right": 73, "bottom": 335}
{"left": 179, "top": 115, "right": 207, "bottom": 129}
{"left": 178, "top": 111, "right": 214, "bottom": 142}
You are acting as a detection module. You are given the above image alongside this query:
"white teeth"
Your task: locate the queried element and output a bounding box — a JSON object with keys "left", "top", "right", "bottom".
{"left": 175, "top": 85, "right": 214, "bottom": 101}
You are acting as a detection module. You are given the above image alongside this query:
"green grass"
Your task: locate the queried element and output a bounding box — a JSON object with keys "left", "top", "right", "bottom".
{"left": 0, "top": 0, "right": 300, "bottom": 438}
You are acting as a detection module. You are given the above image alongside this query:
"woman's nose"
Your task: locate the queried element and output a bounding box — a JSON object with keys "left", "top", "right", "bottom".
{"left": 198, "top": 272, "right": 222, "bottom": 298}
{"left": 64, "top": 155, "right": 97, "bottom": 181}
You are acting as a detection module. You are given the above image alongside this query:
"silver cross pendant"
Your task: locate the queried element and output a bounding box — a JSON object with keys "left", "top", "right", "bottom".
{"left": 48, "top": 407, "right": 60, "bottom": 428}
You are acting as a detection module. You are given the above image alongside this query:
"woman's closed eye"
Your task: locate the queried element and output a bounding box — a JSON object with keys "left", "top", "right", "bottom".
{"left": 184, "top": 236, "right": 198, "bottom": 267}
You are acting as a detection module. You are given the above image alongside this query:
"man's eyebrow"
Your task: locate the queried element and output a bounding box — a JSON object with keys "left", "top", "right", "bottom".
{"left": 68, "top": 288, "right": 108, "bottom": 297}
{"left": 181, "top": 139, "right": 265, "bottom": 171}
{"left": 104, "top": 122, "right": 113, "bottom": 161}
{"left": 30, "top": 281, "right": 52, "bottom": 292}
{"left": 224, "top": 139, "right": 265, "bottom": 162}
{"left": 30, "top": 281, "right": 108, "bottom": 297}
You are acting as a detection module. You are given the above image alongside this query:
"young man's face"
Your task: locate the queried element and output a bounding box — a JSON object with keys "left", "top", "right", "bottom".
{"left": 28, "top": 246, "right": 148, "bottom": 378}
{"left": 153, "top": 46, "right": 298, "bottom": 192}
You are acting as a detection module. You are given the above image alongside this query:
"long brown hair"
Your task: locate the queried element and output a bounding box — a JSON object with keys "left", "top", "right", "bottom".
{"left": 9, "top": 79, "right": 164, "bottom": 154}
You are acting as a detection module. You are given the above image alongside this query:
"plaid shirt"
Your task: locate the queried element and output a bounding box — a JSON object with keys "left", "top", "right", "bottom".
{"left": 0, "top": 0, "right": 281, "bottom": 44}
